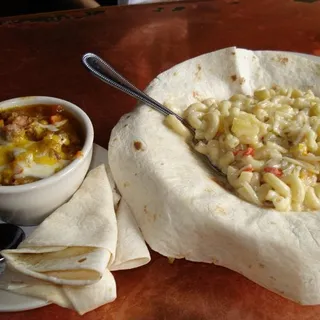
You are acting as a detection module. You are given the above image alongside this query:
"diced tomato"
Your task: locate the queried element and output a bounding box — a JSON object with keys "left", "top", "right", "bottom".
{"left": 243, "top": 166, "right": 254, "bottom": 172}
{"left": 243, "top": 147, "right": 255, "bottom": 156}
{"left": 264, "top": 167, "right": 283, "bottom": 177}
{"left": 215, "top": 131, "right": 222, "bottom": 138}
{"left": 50, "top": 114, "right": 63, "bottom": 124}
{"left": 233, "top": 147, "right": 255, "bottom": 157}
{"left": 75, "top": 151, "right": 83, "bottom": 158}
{"left": 233, "top": 149, "right": 241, "bottom": 156}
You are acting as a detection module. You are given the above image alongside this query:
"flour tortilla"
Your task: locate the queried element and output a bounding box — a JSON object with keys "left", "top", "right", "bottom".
{"left": 108, "top": 47, "right": 320, "bottom": 305}
{"left": 110, "top": 199, "right": 150, "bottom": 271}
{"left": 0, "top": 196, "right": 150, "bottom": 314}
{"left": 89, "top": 143, "right": 121, "bottom": 207}
{"left": 1, "top": 164, "right": 117, "bottom": 286}
{"left": 0, "top": 261, "right": 117, "bottom": 315}
{"left": 0, "top": 159, "right": 150, "bottom": 314}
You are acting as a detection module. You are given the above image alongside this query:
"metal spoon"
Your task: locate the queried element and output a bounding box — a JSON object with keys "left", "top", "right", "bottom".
{"left": 81, "top": 52, "right": 226, "bottom": 179}
{"left": 0, "top": 224, "right": 25, "bottom": 263}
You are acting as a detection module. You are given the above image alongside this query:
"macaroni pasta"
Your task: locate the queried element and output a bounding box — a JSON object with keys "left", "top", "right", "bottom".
{"left": 166, "top": 86, "right": 320, "bottom": 212}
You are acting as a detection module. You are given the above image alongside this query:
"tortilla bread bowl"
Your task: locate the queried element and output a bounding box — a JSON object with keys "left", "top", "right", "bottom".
{"left": 109, "top": 47, "right": 320, "bottom": 305}
{"left": 0, "top": 96, "right": 94, "bottom": 226}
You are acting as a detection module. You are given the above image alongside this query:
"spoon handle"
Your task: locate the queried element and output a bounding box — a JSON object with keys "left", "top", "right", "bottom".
{"left": 82, "top": 53, "right": 225, "bottom": 179}
{"left": 82, "top": 53, "right": 188, "bottom": 126}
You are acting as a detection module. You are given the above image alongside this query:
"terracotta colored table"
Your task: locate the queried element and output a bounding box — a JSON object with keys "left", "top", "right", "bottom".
{"left": 1, "top": 1, "right": 320, "bottom": 319}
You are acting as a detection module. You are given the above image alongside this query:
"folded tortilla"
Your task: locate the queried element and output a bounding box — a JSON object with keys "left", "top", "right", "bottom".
{"left": 0, "top": 161, "right": 150, "bottom": 314}
{"left": 110, "top": 199, "right": 150, "bottom": 271}
{"left": 2, "top": 165, "right": 117, "bottom": 286}
{"left": 108, "top": 47, "right": 320, "bottom": 305}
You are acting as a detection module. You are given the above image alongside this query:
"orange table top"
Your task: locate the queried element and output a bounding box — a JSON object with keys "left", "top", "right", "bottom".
{"left": 1, "top": 1, "right": 320, "bottom": 319}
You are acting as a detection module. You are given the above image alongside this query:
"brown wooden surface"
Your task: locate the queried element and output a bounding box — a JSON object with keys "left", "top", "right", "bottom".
{"left": 1, "top": 1, "right": 320, "bottom": 319}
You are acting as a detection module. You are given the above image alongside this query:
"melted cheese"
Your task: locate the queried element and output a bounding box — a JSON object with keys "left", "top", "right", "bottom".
{"left": 0, "top": 145, "right": 12, "bottom": 166}
{"left": 0, "top": 140, "right": 33, "bottom": 166}
{"left": 36, "top": 120, "right": 67, "bottom": 132}
{"left": 15, "top": 160, "right": 70, "bottom": 179}
{"left": 0, "top": 140, "right": 70, "bottom": 180}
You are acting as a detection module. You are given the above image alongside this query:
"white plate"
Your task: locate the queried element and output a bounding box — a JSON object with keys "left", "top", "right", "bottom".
{"left": 0, "top": 143, "right": 108, "bottom": 312}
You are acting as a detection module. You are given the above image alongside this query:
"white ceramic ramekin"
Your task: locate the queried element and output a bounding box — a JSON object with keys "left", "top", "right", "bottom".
{"left": 0, "top": 96, "right": 94, "bottom": 226}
